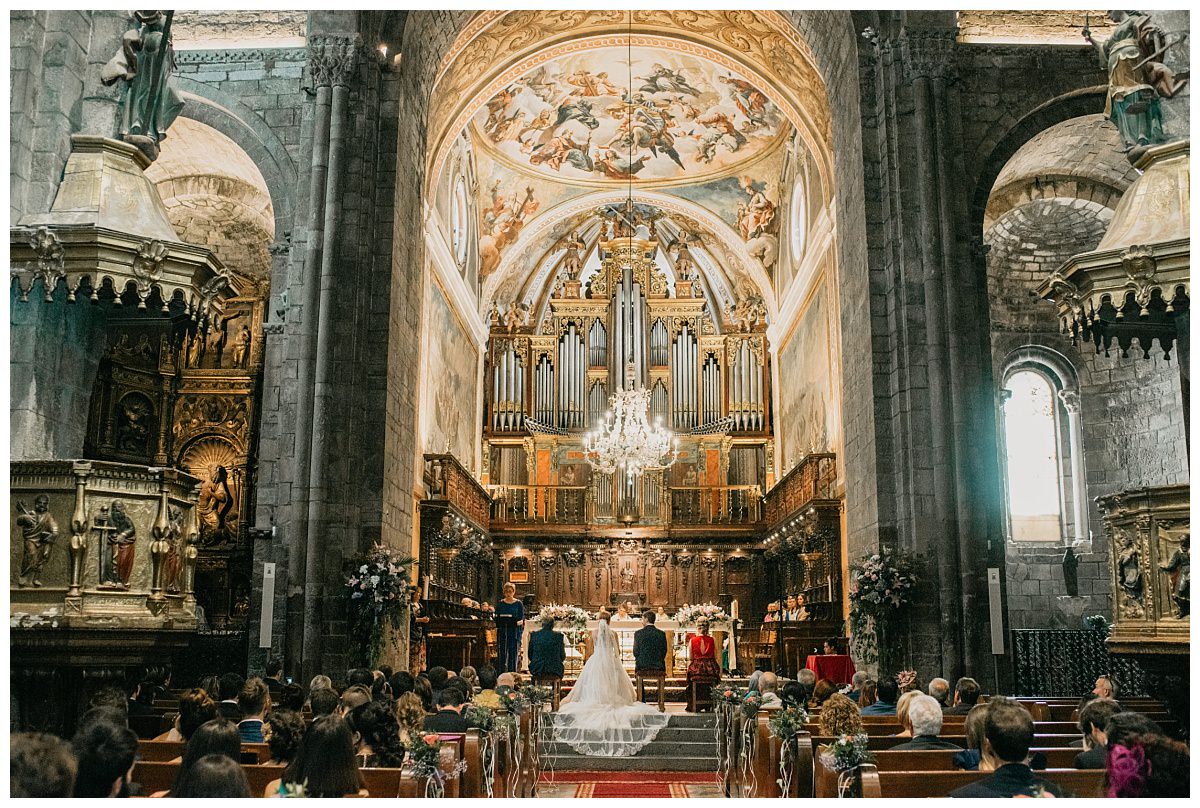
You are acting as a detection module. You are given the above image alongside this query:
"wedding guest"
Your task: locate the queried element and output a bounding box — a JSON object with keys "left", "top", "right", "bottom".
{"left": 423, "top": 688, "right": 470, "bottom": 733}
{"left": 495, "top": 583, "right": 525, "bottom": 673}
{"left": 347, "top": 700, "right": 406, "bottom": 768}
{"left": 11, "top": 732, "right": 77, "bottom": 798}
{"left": 308, "top": 674, "right": 333, "bottom": 696}
{"left": 758, "top": 672, "right": 782, "bottom": 708}
{"left": 783, "top": 595, "right": 801, "bottom": 621}
{"left": 687, "top": 619, "right": 722, "bottom": 698}
{"left": 310, "top": 688, "right": 339, "bottom": 719}
{"left": 823, "top": 637, "right": 839, "bottom": 655}
{"left": 281, "top": 715, "right": 367, "bottom": 797}
{"left": 459, "top": 666, "right": 480, "bottom": 692}
{"left": 894, "top": 690, "right": 922, "bottom": 737}
{"left": 819, "top": 693, "right": 864, "bottom": 737}
{"left": 389, "top": 670, "right": 416, "bottom": 700}
{"left": 861, "top": 676, "right": 899, "bottom": 715}
{"left": 427, "top": 666, "right": 450, "bottom": 703}
{"left": 928, "top": 677, "right": 951, "bottom": 709}
{"left": 198, "top": 675, "right": 221, "bottom": 703}
{"left": 857, "top": 679, "right": 878, "bottom": 710}
{"left": 633, "top": 610, "right": 668, "bottom": 678}
{"left": 892, "top": 695, "right": 962, "bottom": 750}
{"left": 896, "top": 669, "right": 922, "bottom": 694}
{"left": 474, "top": 666, "right": 501, "bottom": 709}
{"left": 263, "top": 658, "right": 285, "bottom": 691}
{"left": 848, "top": 671, "right": 869, "bottom": 703}
{"left": 72, "top": 719, "right": 138, "bottom": 797}
{"left": 763, "top": 601, "right": 780, "bottom": 622}
{"left": 948, "top": 702, "right": 1064, "bottom": 797}
{"left": 164, "top": 718, "right": 240, "bottom": 796}
{"left": 528, "top": 616, "right": 566, "bottom": 681}
{"left": 953, "top": 702, "right": 990, "bottom": 771}
{"left": 339, "top": 685, "right": 372, "bottom": 715}
{"left": 153, "top": 688, "right": 216, "bottom": 742}
{"left": 1092, "top": 674, "right": 1119, "bottom": 701}
{"left": 396, "top": 693, "right": 426, "bottom": 739}
{"left": 1105, "top": 732, "right": 1190, "bottom": 797}
{"left": 215, "top": 672, "right": 244, "bottom": 721}
{"left": 266, "top": 709, "right": 306, "bottom": 766}
{"left": 813, "top": 678, "right": 839, "bottom": 707}
{"left": 174, "top": 754, "right": 250, "bottom": 798}
{"left": 1074, "top": 698, "right": 1122, "bottom": 769}
{"left": 781, "top": 681, "right": 807, "bottom": 709}
{"left": 796, "top": 668, "right": 817, "bottom": 706}
{"left": 276, "top": 682, "right": 305, "bottom": 712}
{"left": 237, "top": 677, "right": 270, "bottom": 743}
{"left": 945, "top": 677, "right": 981, "bottom": 715}
{"left": 414, "top": 679, "right": 435, "bottom": 714}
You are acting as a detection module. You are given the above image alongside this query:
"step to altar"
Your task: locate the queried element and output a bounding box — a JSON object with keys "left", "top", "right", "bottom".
{"left": 542, "top": 712, "right": 719, "bottom": 772}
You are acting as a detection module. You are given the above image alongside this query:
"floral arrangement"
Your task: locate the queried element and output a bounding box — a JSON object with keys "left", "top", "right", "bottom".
{"left": 521, "top": 684, "right": 553, "bottom": 708}
{"left": 497, "top": 687, "right": 530, "bottom": 715}
{"left": 1084, "top": 614, "right": 1111, "bottom": 634}
{"left": 344, "top": 543, "right": 416, "bottom": 666}
{"left": 673, "top": 602, "right": 729, "bottom": 627}
{"left": 847, "top": 548, "right": 918, "bottom": 671}
{"left": 768, "top": 706, "right": 811, "bottom": 741}
{"left": 819, "top": 733, "right": 873, "bottom": 773}
{"left": 711, "top": 684, "right": 744, "bottom": 706}
{"left": 405, "top": 731, "right": 467, "bottom": 794}
{"left": 464, "top": 705, "right": 496, "bottom": 732}
{"left": 739, "top": 690, "right": 763, "bottom": 719}
{"left": 537, "top": 603, "right": 590, "bottom": 632}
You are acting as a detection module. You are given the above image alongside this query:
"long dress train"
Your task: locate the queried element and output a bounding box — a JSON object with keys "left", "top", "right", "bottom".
{"left": 552, "top": 619, "right": 671, "bottom": 756}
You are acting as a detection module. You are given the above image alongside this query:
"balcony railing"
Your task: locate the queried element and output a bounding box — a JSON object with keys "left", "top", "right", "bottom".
{"left": 486, "top": 482, "right": 763, "bottom": 526}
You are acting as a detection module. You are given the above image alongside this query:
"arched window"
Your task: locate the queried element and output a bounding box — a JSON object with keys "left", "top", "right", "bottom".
{"left": 998, "top": 349, "right": 1088, "bottom": 545}
{"left": 1002, "top": 370, "right": 1062, "bottom": 541}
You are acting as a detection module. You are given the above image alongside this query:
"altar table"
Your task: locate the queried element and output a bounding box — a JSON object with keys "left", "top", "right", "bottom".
{"left": 520, "top": 617, "right": 734, "bottom": 678}
{"left": 806, "top": 653, "right": 856, "bottom": 684}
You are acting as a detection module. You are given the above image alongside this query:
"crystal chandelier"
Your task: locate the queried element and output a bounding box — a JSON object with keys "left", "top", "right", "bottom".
{"left": 585, "top": 364, "right": 679, "bottom": 476}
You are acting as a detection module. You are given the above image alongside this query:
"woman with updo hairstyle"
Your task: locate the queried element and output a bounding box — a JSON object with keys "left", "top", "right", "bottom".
{"left": 812, "top": 678, "right": 839, "bottom": 707}
{"left": 158, "top": 718, "right": 241, "bottom": 796}
{"left": 856, "top": 679, "right": 877, "bottom": 709}
{"left": 173, "top": 753, "right": 250, "bottom": 798}
{"left": 818, "top": 693, "right": 864, "bottom": 737}
{"left": 346, "top": 700, "right": 406, "bottom": 768}
{"left": 894, "top": 690, "right": 921, "bottom": 737}
{"left": 395, "top": 691, "right": 426, "bottom": 741}
{"left": 1106, "top": 732, "right": 1190, "bottom": 797}
{"left": 261, "top": 709, "right": 307, "bottom": 797}
{"left": 281, "top": 715, "right": 367, "bottom": 797}
{"left": 154, "top": 688, "right": 217, "bottom": 742}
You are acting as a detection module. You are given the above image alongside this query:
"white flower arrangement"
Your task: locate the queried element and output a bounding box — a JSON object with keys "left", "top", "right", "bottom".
{"left": 673, "top": 602, "right": 728, "bottom": 626}
{"left": 536, "top": 603, "right": 590, "bottom": 631}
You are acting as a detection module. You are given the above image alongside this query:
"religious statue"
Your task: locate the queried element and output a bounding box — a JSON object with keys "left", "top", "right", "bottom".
{"left": 161, "top": 504, "right": 184, "bottom": 594}
{"left": 560, "top": 232, "right": 585, "bottom": 281}
{"left": 100, "top": 11, "right": 185, "bottom": 162}
{"left": 1115, "top": 529, "right": 1144, "bottom": 616}
{"left": 231, "top": 325, "right": 251, "bottom": 368}
{"left": 619, "top": 563, "right": 636, "bottom": 591}
{"left": 729, "top": 291, "right": 766, "bottom": 332}
{"left": 197, "top": 465, "right": 235, "bottom": 546}
{"left": 500, "top": 302, "right": 529, "bottom": 332}
{"left": 670, "top": 234, "right": 699, "bottom": 283}
{"left": 115, "top": 396, "right": 153, "bottom": 454}
{"left": 15, "top": 495, "right": 59, "bottom": 587}
{"left": 97, "top": 501, "right": 137, "bottom": 589}
{"left": 1062, "top": 546, "right": 1080, "bottom": 597}
{"left": 1159, "top": 533, "right": 1189, "bottom": 618}
{"left": 1084, "top": 11, "right": 1188, "bottom": 158}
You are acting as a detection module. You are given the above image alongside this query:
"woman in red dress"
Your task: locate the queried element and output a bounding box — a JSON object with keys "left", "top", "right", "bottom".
{"left": 686, "top": 619, "right": 722, "bottom": 686}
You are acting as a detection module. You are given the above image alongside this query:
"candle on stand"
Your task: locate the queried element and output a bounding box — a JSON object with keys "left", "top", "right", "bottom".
{"left": 730, "top": 599, "right": 739, "bottom": 620}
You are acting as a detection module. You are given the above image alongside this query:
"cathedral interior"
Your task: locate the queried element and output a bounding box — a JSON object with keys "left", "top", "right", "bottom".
{"left": 8, "top": 9, "right": 1191, "bottom": 735}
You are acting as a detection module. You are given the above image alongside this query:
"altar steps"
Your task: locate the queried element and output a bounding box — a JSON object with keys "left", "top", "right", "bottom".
{"left": 543, "top": 712, "right": 719, "bottom": 772}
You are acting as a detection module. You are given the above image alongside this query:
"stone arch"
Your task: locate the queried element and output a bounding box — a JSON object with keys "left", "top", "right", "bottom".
{"left": 173, "top": 79, "right": 298, "bottom": 241}
{"left": 969, "top": 86, "right": 1108, "bottom": 234}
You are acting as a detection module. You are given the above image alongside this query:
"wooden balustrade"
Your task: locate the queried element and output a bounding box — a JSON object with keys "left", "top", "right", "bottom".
{"left": 763, "top": 452, "right": 837, "bottom": 526}
{"left": 487, "top": 482, "right": 762, "bottom": 526}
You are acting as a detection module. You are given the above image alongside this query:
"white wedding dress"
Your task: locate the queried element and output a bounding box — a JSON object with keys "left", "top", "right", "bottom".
{"left": 552, "top": 619, "right": 671, "bottom": 756}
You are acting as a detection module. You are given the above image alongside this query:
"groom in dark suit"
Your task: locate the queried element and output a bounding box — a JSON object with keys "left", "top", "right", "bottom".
{"left": 527, "top": 616, "right": 566, "bottom": 679}
{"left": 633, "top": 611, "right": 668, "bottom": 674}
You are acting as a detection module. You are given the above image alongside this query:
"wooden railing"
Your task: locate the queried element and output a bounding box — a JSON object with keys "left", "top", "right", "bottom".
{"left": 763, "top": 452, "right": 837, "bottom": 526}
{"left": 486, "top": 483, "right": 762, "bottom": 526}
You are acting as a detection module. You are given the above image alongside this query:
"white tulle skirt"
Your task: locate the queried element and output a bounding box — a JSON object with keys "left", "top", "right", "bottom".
{"left": 551, "top": 623, "right": 671, "bottom": 756}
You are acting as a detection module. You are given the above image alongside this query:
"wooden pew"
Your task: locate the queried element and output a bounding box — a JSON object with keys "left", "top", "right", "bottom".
{"left": 748, "top": 713, "right": 813, "bottom": 798}
{"left": 857, "top": 764, "right": 1105, "bottom": 797}
{"left": 137, "top": 740, "right": 271, "bottom": 764}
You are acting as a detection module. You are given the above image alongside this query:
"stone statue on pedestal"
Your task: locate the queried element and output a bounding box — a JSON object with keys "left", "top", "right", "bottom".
{"left": 101, "top": 11, "right": 185, "bottom": 161}
{"left": 1062, "top": 546, "right": 1080, "bottom": 597}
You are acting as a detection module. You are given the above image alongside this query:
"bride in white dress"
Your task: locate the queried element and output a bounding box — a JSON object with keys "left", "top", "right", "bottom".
{"left": 552, "top": 612, "right": 671, "bottom": 756}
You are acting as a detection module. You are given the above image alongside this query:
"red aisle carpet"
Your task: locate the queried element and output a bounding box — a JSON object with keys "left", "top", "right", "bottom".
{"left": 539, "top": 771, "right": 720, "bottom": 798}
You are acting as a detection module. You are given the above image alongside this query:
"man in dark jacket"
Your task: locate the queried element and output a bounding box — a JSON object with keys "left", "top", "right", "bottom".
{"left": 949, "top": 702, "right": 1065, "bottom": 798}
{"left": 944, "top": 677, "right": 981, "bottom": 715}
{"left": 1074, "top": 698, "right": 1122, "bottom": 769}
{"left": 423, "top": 688, "right": 470, "bottom": 733}
{"left": 527, "top": 617, "right": 566, "bottom": 679}
{"left": 215, "top": 672, "right": 245, "bottom": 721}
{"left": 633, "top": 611, "right": 668, "bottom": 674}
{"left": 891, "top": 695, "right": 963, "bottom": 750}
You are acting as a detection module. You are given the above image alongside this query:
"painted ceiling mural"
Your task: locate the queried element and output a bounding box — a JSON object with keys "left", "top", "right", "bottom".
{"left": 472, "top": 46, "right": 788, "bottom": 186}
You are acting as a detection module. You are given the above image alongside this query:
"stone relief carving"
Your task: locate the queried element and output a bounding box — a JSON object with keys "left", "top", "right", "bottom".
{"left": 96, "top": 501, "right": 137, "bottom": 590}
{"left": 15, "top": 495, "right": 59, "bottom": 588}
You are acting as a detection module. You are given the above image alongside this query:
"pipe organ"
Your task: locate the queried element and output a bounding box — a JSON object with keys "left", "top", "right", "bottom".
{"left": 486, "top": 235, "right": 773, "bottom": 508}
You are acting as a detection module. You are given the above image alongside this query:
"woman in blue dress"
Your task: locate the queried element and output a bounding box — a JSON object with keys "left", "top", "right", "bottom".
{"left": 495, "top": 582, "right": 525, "bottom": 673}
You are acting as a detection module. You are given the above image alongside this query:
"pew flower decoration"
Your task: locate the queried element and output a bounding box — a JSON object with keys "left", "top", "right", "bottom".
{"left": 768, "top": 705, "right": 811, "bottom": 741}
{"left": 847, "top": 548, "right": 918, "bottom": 670}
{"left": 674, "top": 602, "right": 728, "bottom": 627}
{"left": 405, "top": 731, "right": 467, "bottom": 798}
{"left": 739, "top": 690, "right": 764, "bottom": 719}
{"left": 464, "top": 704, "right": 496, "bottom": 732}
{"left": 819, "top": 733, "right": 873, "bottom": 772}
{"left": 711, "top": 684, "right": 743, "bottom": 706}
{"left": 345, "top": 543, "right": 416, "bottom": 666}
{"left": 537, "top": 603, "right": 590, "bottom": 632}
{"left": 521, "top": 684, "right": 553, "bottom": 708}
{"left": 498, "top": 686, "right": 530, "bottom": 715}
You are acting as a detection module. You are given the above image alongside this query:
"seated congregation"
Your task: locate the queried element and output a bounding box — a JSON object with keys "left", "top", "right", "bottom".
{"left": 9, "top": 660, "right": 1190, "bottom": 799}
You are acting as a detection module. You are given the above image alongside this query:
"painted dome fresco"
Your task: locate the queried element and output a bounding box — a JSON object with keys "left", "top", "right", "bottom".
{"left": 470, "top": 46, "right": 790, "bottom": 186}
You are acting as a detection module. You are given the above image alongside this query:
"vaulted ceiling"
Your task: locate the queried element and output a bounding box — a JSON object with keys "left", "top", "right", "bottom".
{"left": 426, "top": 11, "right": 835, "bottom": 332}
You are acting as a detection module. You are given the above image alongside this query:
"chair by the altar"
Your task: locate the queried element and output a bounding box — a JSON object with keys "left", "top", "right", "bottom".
{"left": 532, "top": 674, "right": 562, "bottom": 711}
{"left": 635, "top": 671, "right": 667, "bottom": 712}
{"left": 687, "top": 680, "right": 717, "bottom": 713}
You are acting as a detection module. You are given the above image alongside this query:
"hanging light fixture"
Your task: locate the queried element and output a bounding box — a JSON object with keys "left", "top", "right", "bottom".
{"left": 583, "top": 15, "right": 678, "bottom": 479}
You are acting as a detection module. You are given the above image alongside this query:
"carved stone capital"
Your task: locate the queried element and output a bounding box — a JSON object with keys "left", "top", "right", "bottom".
{"left": 1058, "top": 388, "right": 1081, "bottom": 414}
{"left": 307, "top": 35, "right": 361, "bottom": 88}
{"left": 899, "top": 28, "right": 957, "bottom": 82}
